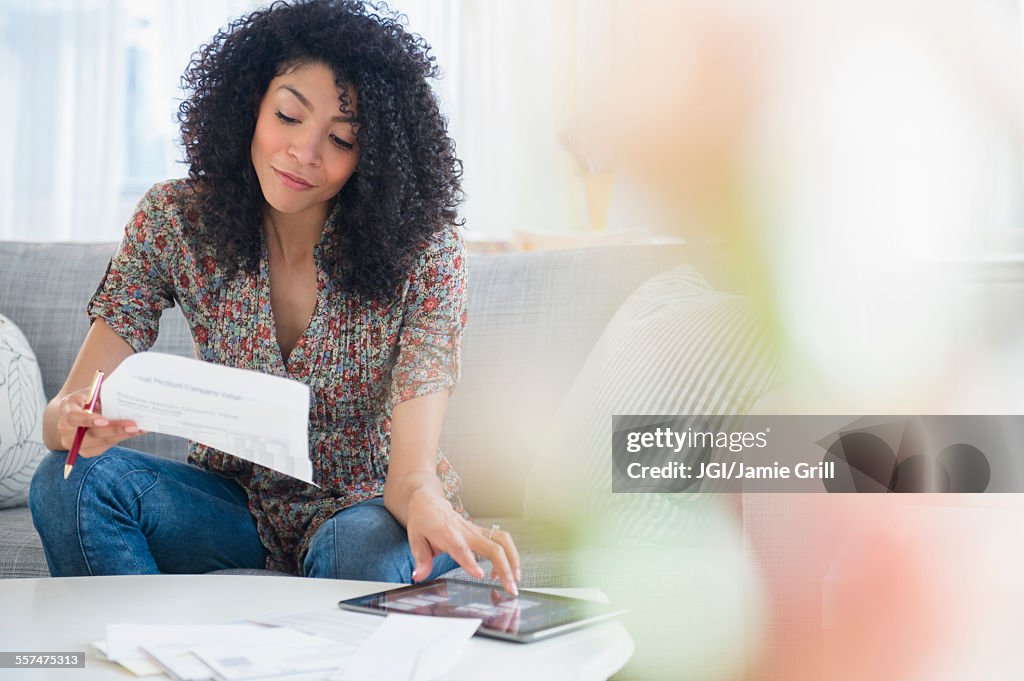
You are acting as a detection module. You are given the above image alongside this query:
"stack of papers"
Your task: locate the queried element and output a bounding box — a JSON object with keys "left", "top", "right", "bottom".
{"left": 92, "top": 608, "right": 481, "bottom": 681}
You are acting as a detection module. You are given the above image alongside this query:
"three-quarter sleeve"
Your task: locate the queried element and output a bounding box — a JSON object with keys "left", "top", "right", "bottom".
{"left": 388, "top": 226, "right": 468, "bottom": 407}
{"left": 87, "top": 184, "right": 177, "bottom": 352}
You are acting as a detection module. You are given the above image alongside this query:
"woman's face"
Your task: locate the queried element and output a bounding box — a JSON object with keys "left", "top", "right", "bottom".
{"left": 251, "top": 61, "right": 359, "bottom": 226}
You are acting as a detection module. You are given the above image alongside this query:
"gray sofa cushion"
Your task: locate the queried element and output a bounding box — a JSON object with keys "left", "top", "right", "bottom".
{"left": 0, "top": 506, "right": 48, "bottom": 578}
{"left": 441, "top": 245, "right": 706, "bottom": 516}
{"left": 0, "top": 240, "right": 724, "bottom": 579}
{"left": 1, "top": 241, "right": 709, "bottom": 516}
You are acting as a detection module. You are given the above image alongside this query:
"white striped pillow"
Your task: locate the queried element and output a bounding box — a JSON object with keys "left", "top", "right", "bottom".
{"left": 522, "top": 265, "right": 782, "bottom": 535}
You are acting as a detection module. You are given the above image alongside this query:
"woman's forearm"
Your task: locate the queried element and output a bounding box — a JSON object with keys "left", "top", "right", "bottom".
{"left": 42, "top": 398, "right": 65, "bottom": 451}
{"left": 385, "top": 391, "right": 452, "bottom": 526}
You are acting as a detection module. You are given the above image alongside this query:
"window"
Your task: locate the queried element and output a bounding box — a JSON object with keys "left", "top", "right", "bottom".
{"left": 0, "top": 1, "right": 593, "bottom": 242}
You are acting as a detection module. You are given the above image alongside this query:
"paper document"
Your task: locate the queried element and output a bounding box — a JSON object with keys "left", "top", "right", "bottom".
{"left": 90, "top": 638, "right": 164, "bottom": 677}
{"left": 190, "top": 627, "right": 346, "bottom": 681}
{"left": 102, "top": 352, "right": 314, "bottom": 485}
{"left": 98, "top": 611, "right": 476, "bottom": 681}
{"left": 105, "top": 624, "right": 271, "bottom": 679}
{"left": 248, "top": 607, "right": 384, "bottom": 645}
{"left": 331, "top": 613, "right": 481, "bottom": 681}
{"left": 139, "top": 625, "right": 283, "bottom": 681}
{"left": 106, "top": 624, "right": 349, "bottom": 680}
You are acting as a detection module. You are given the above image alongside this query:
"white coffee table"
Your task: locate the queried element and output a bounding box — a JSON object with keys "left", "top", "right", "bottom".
{"left": 0, "top": 575, "right": 633, "bottom": 681}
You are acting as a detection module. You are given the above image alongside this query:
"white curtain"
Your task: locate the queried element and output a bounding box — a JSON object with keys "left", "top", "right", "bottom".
{"left": 143, "top": 0, "right": 268, "bottom": 186}
{"left": 0, "top": 0, "right": 594, "bottom": 242}
{"left": 402, "top": 0, "right": 590, "bottom": 236}
{"left": 0, "top": 0, "right": 128, "bottom": 241}
{"left": 0, "top": 0, "right": 264, "bottom": 241}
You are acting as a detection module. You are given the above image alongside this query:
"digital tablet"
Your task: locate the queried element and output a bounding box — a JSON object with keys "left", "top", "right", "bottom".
{"left": 338, "top": 578, "right": 625, "bottom": 643}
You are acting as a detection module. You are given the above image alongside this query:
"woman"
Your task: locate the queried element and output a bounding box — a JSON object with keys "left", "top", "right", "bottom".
{"left": 29, "top": 0, "right": 519, "bottom": 593}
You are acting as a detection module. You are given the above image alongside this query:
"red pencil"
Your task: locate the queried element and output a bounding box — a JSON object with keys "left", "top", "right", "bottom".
{"left": 63, "top": 370, "right": 105, "bottom": 480}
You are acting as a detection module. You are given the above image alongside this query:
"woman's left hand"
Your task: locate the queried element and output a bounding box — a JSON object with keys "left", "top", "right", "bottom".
{"left": 405, "top": 489, "right": 521, "bottom": 595}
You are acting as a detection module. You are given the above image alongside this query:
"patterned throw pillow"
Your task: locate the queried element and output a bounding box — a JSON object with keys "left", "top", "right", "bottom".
{"left": 0, "top": 314, "right": 48, "bottom": 508}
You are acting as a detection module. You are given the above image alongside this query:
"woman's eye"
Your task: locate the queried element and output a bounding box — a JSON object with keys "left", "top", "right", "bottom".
{"left": 275, "top": 111, "right": 299, "bottom": 124}
{"left": 330, "top": 135, "right": 354, "bottom": 150}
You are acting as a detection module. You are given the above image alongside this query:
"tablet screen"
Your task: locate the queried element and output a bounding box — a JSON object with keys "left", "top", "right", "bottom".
{"left": 338, "top": 578, "right": 623, "bottom": 642}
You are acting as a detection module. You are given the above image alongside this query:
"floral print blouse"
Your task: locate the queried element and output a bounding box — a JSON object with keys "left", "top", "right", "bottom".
{"left": 87, "top": 179, "right": 468, "bottom": 574}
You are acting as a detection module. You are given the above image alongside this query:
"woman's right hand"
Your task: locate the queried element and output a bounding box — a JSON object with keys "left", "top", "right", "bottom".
{"left": 55, "top": 386, "right": 143, "bottom": 456}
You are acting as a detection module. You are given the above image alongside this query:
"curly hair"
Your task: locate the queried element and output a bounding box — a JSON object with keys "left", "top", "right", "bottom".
{"left": 177, "top": 0, "right": 464, "bottom": 301}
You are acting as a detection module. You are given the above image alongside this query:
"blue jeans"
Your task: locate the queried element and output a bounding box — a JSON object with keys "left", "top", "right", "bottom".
{"left": 29, "top": 447, "right": 457, "bottom": 580}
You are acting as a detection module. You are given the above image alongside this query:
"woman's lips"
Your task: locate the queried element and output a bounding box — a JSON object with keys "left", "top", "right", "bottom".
{"left": 273, "top": 168, "right": 314, "bottom": 191}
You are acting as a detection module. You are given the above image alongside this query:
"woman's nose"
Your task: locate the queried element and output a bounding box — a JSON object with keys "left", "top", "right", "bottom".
{"left": 288, "top": 130, "right": 321, "bottom": 166}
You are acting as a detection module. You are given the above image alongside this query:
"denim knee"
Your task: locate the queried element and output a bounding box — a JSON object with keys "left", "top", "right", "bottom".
{"left": 28, "top": 450, "right": 97, "bottom": 526}
{"left": 30, "top": 450, "right": 154, "bottom": 550}
{"left": 29, "top": 451, "right": 65, "bottom": 522}
{"left": 303, "top": 499, "right": 414, "bottom": 582}
{"left": 32, "top": 449, "right": 144, "bottom": 504}
{"left": 30, "top": 447, "right": 265, "bottom": 577}
{"left": 29, "top": 450, "right": 124, "bottom": 576}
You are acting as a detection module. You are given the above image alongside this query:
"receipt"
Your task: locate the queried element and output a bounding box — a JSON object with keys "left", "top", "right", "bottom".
{"left": 102, "top": 352, "right": 314, "bottom": 485}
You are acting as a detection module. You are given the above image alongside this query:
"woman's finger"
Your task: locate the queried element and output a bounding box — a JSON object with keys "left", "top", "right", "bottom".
{"left": 409, "top": 532, "right": 434, "bottom": 583}
{"left": 469, "top": 532, "right": 517, "bottom": 595}
{"left": 71, "top": 418, "right": 138, "bottom": 435}
{"left": 448, "top": 539, "right": 485, "bottom": 580}
{"left": 67, "top": 422, "right": 143, "bottom": 455}
{"left": 61, "top": 410, "right": 110, "bottom": 429}
{"left": 489, "top": 529, "right": 521, "bottom": 583}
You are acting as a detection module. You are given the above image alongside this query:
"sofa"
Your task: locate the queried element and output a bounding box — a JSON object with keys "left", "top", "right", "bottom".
{"left": 0, "top": 238, "right": 708, "bottom": 583}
